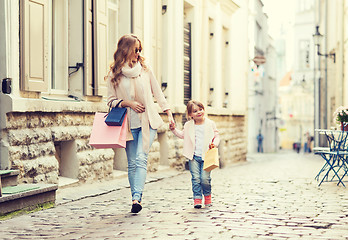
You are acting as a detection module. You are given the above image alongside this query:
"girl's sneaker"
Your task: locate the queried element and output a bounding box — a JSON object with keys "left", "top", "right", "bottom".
{"left": 194, "top": 199, "right": 202, "bottom": 209}
{"left": 204, "top": 195, "right": 212, "bottom": 207}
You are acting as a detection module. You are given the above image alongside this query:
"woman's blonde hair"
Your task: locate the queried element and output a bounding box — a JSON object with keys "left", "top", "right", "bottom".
{"left": 106, "top": 34, "right": 147, "bottom": 86}
{"left": 186, "top": 100, "right": 205, "bottom": 119}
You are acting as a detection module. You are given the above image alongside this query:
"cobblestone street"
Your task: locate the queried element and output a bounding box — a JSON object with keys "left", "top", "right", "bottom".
{"left": 1, "top": 151, "right": 348, "bottom": 239}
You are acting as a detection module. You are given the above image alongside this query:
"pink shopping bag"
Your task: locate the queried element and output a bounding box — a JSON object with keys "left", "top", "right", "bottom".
{"left": 89, "top": 112, "right": 128, "bottom": 148}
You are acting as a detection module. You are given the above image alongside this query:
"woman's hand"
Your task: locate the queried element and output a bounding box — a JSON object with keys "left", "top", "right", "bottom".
{"left": 166, "top": 110, "right": 175, "bottom": 129}
{"left": 122, "top": 100, "right": 145, "bottom": 113}
{"left": 131, "top": 101, "right": 145, "bottom": 113}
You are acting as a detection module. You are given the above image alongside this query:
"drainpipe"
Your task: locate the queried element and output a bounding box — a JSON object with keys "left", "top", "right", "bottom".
{"left": 0, "top": 0, "right": 11, "bottom": 169}
{"left": 314, "top": 0, "right": 321, "bottom": 147}
{"left": 341, "top": 0, "right": 345, "bottom": 105}
{"left": 324, "top": 0, "right": 328, "bottom": 130}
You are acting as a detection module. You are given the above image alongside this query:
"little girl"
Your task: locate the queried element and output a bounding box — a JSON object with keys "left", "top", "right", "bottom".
{"left": 170, "top": 100, "right": 220, "bottom": 208}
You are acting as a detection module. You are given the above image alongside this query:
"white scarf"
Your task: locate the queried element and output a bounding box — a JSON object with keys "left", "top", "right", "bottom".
{"left": 122, "top": 61, "right": 142, "bottom": 78}
{"left": 121, "top": 61, "right": 151, "bottom": 153}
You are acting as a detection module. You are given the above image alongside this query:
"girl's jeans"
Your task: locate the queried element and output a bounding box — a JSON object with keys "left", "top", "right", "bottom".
{"left": 125, "top": 127, "right": 157, "bottom": 202}
{"left": 188, "top": 155, "right": 211, "bottom": 200}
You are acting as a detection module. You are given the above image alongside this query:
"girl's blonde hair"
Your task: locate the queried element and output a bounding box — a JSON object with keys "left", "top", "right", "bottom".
{"left": 106, "top": 34, "right": 147, "bottom": 87}
{"left": 186, "top": 100, "right": 205, "bottom": 119}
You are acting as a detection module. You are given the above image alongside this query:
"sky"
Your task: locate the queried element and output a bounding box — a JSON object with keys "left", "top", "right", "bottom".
{"left": 262, "top": 0, "right": 296, "bottom": 39}
{"left": 262, "top": 0, "right": 296, "bottom": 72}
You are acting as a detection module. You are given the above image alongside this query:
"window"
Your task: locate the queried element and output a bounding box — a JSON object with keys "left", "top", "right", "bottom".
{"left": 151, "top": 0, "right": 162, "bottom": 80}
{"left": 183, "top": 22, "right": 192, "bottom": 105}
{"left": 298, "top": 0, "right": 314, "bottom": 12}
{"left": 52, "top": 0, "right": 68, "bottom": 92}
{"left": 107, "top": 0, "right": 119, "bottom": 63}
{"left": 84, "top": 0, "right": 119, "bottom": 97}
{"left": 256, "top": 22, "right": 262, "bottom": 49}
{"left": 93, "top": 0, "right": 108, "bottom": 97}
{"left": 299, "top": 40, "right": 310, "bottom": 70}
{"left": 222, "top": 26, "right": 229, "bottom": 108}
{"left": 208, "top": 18, "right": 214, "bottom": 107}
{"left": 20, "top": 0, "right": 68, "bottom": 93}
{"left": 20, "top": 0, "right": 129, "bottom": 98}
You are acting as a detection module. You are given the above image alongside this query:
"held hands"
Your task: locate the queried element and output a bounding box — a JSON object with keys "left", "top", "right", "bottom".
{"left": 169, "top": 122, "right": 175, "bottom": 131}
{"left": 166, "top": 110, "right": 175, "bottom": 130}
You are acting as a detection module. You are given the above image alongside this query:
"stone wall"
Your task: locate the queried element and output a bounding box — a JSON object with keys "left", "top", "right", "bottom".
{"left": 2, "top": 111, "right": 246, "bottom": 184}
{"left": 209, "top": 114, "right": 247, "bottom": 164}
{"left": 4, "top": 112, "right": 114, "bottom": 184}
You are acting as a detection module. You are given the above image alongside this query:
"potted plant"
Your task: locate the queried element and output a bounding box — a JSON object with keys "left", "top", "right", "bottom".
{"left": 333, "top": 106, "right": 348, "bottom": 131}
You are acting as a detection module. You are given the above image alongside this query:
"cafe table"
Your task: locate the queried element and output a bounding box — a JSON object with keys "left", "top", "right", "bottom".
{"left": 313, "top": 129, "right": 348, "bottom": 187}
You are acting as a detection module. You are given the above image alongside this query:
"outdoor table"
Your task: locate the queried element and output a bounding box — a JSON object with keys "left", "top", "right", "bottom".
{"left": 313, "top": 129, "right": 348, "bottom": 187}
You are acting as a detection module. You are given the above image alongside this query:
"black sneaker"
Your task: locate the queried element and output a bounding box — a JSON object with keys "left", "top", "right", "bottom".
{"left": 194, "top": 204, "right": 202, "bottom": 209}
{"left": 131, "top": 203, "right": 142, "bottom": 213}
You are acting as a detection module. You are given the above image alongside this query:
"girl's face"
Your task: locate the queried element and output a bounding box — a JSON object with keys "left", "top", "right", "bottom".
{"left": 189, "top": 104, "right": 205, "bottom": 122}
{"left": 129, "top": 40, "right": 141, "bottom": 64}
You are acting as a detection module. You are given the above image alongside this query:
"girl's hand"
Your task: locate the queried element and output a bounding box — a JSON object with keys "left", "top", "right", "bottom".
{"left": 169, "top": 122, "right": 175, "bottom": 130}
{"left": 209, "top": 143, "right": 215, "bottom": 149}
{"left": 130, "top": 101, "right": 145, "bottom": 113}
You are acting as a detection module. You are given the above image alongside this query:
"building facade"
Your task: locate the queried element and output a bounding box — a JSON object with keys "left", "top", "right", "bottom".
{"left": 247, "top": 0, "right": 278, "bottom": 153}
{"left": 0, "top": 0, "right": 248, "bottom": 185}
{"left": 278, "top": 0, "right": 315, "bottom": 150}
{"left": 314, "top": 0, "right": 348, "bottom": 136}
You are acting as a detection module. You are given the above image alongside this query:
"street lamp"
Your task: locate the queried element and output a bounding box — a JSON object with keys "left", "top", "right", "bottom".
{"left": 313, "top": 25, "right": 335, "bottom": 63}
{"left": 313, "top": 25, "right": 331, "bottom": 147}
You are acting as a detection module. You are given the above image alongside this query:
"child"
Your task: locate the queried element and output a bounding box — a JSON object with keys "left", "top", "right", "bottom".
{"left": 169, "top": 100, "right": 220, "bottom": 208}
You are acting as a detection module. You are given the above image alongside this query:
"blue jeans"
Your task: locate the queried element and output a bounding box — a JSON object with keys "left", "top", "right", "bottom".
{"left": 188, "top": 155, "right": 211, "bottom": 200}
{"left": 125, "top": 127, "right": 157, "bottom": 202}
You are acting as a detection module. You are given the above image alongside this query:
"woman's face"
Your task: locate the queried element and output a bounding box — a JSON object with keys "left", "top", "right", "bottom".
{"left": 129, "top": 40, "right": 141, "bottom": 64}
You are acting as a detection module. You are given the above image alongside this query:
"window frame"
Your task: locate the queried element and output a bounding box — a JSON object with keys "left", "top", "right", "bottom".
{"left": 49, "top": 0, "right": 69, "bottom": 95}
{"left": 107, "top": 0, "right": 119, "bottom": 64}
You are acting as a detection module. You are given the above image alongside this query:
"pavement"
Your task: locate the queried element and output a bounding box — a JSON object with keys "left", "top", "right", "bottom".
{"left": 1, "top": 151, "right": 348, "bottom": 239}
{"left": 55, "top": 165, "right": 183, "bottom": 206}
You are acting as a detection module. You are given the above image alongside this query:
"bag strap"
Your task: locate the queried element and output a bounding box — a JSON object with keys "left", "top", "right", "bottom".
{"left": 105, "top": 99, "right": 124, "bottom": 117}
{"left": 115, "top": 99, "right": 123, "bottom": 108}
{"left": 108, "top": 99, "right": 123, "bottom": 110}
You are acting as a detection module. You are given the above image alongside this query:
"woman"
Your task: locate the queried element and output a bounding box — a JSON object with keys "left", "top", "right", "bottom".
{"left": 106, "top": 34, "right": 174, "bottom": 213}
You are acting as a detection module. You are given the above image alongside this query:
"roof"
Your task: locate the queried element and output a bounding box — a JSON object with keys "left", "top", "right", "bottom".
{"left": 279, "top": 71, "right": 292, "bottom": 86}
